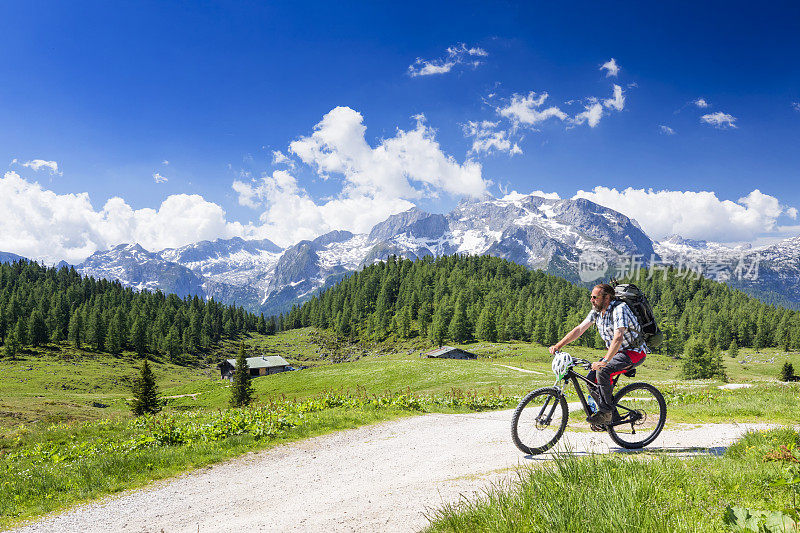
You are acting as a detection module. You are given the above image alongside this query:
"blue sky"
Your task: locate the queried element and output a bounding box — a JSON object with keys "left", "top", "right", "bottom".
{"left": 1, "top": 1, "right": 799, "bottom": 263}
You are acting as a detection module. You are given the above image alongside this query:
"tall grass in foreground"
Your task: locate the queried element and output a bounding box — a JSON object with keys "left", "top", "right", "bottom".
{"left": 425, "top": 429, "right": 800, "bottom": 533}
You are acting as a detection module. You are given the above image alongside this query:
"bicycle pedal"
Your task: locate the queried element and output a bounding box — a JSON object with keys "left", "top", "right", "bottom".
{"left": 590, "top": 424, "right": 605, "bottom": 432}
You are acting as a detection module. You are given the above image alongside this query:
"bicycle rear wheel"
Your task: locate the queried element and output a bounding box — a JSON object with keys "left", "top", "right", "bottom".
{"left": 511, "top": 387, "right": 568, "bottom": 455}
{"left": 606, "top": 382, "right": 666, "bottom": 449}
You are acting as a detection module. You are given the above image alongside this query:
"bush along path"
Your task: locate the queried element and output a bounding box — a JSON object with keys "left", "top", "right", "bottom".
{"left": 7, "top": 406, "right": 786, "bottom": 533}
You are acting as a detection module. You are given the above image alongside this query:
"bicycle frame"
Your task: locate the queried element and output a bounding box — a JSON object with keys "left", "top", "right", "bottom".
{"left": 543, "top": 364, "right": 643, "bottom": 429}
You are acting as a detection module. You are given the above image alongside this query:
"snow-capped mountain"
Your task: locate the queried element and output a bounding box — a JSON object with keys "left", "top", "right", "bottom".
{"left": 79, "top": 243, "right": 208, "bottom": 298}
{"left": 654, "top": 234, "right": 800, "bottom": 307}
{"left": 6, "top": 193, "right": 799, "bottom": 313}
{"left": 65, "top": 194, "right": 659, "bottom": 313}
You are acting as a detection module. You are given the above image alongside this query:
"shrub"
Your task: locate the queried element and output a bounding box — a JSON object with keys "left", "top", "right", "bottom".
{"left": 682, "top": 337, "right": 727, "bottom": 380}
{"left": 780, "top": 362, "right": 797, "bottom": 382}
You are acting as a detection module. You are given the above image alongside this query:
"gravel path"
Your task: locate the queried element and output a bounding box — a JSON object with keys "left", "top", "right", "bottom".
{"left": 10, "top": 411, "right": 776, "bottom": 533}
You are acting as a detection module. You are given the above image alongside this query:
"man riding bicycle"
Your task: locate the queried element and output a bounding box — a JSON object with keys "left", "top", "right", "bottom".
{"left": 548, "top": 283, "right": 647, "bottom": 426}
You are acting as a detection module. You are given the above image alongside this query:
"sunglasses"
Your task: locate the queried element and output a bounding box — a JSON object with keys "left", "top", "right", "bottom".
{"left": 590, "top": 294, "right": 607, "bottom": 300}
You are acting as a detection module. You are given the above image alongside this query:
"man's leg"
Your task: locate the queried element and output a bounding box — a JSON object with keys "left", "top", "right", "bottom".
{"left": 595, "top": 351, "right": 634, "bottom": 412}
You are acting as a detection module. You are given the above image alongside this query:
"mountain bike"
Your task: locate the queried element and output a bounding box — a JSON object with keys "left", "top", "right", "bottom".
{"left": 511, "top": 351, "right": 666, "bottom": 454}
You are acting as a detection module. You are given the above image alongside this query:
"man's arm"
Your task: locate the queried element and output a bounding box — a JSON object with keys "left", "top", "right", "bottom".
{"left": 591, "top": 327, "right": 626, "bottom": 370}
{"left": 549, "top": 317, "right": 594, "bottom": 355}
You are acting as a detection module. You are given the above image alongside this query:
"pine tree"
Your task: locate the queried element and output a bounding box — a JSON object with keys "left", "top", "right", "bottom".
{"left": 27, "top": 310, "right": 48, "bottom": 347}
{"left": 14, "top": 317, "right": 27, "bottom": 346}
{"left": 780, "top": 362, "right": 796, "bottom": 382}
{"left": 89, "top": 309, "right": 106, "bottom": 352}
{"left": 106, "top": 311, "right": 124, "bottom": 354}
{"left": 2, "top": 331, "right": 21, "bottom": 359}
{"left": 398, "top": 306, "right": 412, "bottom": 339}
{"left": 68, "top": 311, "right": 82, "bottom": 349}
{"left": 448, "top": 297, "right": 470, "bottom": 343}
{"left": 130, "top": 359, "right": 161, "bottom": 416}
{"left": 728, "top": 339, "right": 739, "bottom": 359}
{"left": 476, "top": 307, "right": 497, "bottom": 342}
{"left": 130, "top": 316, "right": 147, "bottom": 357}
{"left": 230, "top": 344, "right": 254, "bottom": 407}
{"left": 682, "top": 337, "right": 726, "bottom": 380}
{"left": 165, "top": 325, "right": 182, "bottom": 362}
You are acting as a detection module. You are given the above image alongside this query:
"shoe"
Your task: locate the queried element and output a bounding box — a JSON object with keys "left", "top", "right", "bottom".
{"left": 587, "top": 409, "right": 612, "bottom": 425}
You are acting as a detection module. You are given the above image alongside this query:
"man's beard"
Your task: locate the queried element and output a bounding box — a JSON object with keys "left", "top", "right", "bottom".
{"left": 592, "top": 301, "right": 604, "bottom": 311}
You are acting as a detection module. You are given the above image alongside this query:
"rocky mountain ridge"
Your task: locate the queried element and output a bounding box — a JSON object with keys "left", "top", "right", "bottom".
{"left": 3, "top": 193, "right": 799, "bottom": 312}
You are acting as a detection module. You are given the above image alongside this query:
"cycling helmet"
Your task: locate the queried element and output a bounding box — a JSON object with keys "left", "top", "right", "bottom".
{"left": 551, "top": 351, "right": 572, "bottom": 379}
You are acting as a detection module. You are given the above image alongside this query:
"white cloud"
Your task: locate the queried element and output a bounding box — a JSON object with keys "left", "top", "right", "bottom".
{"left": 289, "top": 107, "right": 488, "bottom": 199}
{"left": 20, "top": 159, "right": 62, "bottom": 175}
{"left": 788, "top": 207, "right": 799, "bottom": 219}
{"left": 600, "top": 58, "right": 620, "bottom": 77}
{"left": 569, "top": 85, "right": 626, "bottom": 128}
{"left": 463, "top": 120, "right": 522, "bottom": 156}
{"left": 701, "top": 111, "right": 737, "bottom": 129}
{"left": 603, "top": 84, "right": 625, "bottom": 111}
{"left": 659, "top": 125, "right": 676, "bottom": 135}
{"left": 497, "top": 92, "right": 567, "bottom": 128}
{"left": 574, "top": 186, "right": 795, "bottom": 242}
{"left": 162, "top": 160, "right": 170, "bottom": 165}
{"left": 693, "top": 98, "right": 710, "bottom": 108}
{"left": 228, "top": 107, "right": 490, "bottom": 246}
{"left": 271, "top": 150, "right": 295, "bottom": 168}
{"left": 792, "top": 102, "right": 800, "bottom": 112}
{"left": 153, "top": 172, "right": 168, "bottom": 183}
{"left": 408, "top": 42, "right": 488, "bottom": 77}
{"left": 572, "top": 101, "right": 604, "bottom": 128}
{"left": 500, "top": 190, "right": 561, "bottom": 203}
{"left": 0, "top": 171, "right": 243, "bottom": 264}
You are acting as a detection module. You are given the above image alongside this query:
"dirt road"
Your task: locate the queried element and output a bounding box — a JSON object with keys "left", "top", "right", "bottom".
{"left": 11, "top": 410, "right": 774, "bottom": 533}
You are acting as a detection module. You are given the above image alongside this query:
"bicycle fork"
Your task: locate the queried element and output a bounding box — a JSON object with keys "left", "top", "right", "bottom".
{"left": 536, "top": 385, "right": 565, "bottom": 427}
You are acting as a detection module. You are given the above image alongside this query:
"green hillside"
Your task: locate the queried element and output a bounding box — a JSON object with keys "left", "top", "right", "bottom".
{"left": 278, "top": 254, "right": 800, "bottom": 355}
{"left": 0, "top": 259, "right": 273, "bottom": 361}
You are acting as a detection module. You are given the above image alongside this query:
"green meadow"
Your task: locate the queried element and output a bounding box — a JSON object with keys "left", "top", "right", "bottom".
{"left": 1, "top": 328, "right": 799, "bottom": 529}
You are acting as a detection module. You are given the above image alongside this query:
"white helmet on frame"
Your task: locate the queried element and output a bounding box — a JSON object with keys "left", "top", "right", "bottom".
{"left": 551, "top": 351, "right": 573, "bottom": 379}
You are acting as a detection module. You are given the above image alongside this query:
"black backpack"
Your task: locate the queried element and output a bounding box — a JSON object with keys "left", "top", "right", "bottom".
{"left": 610, "top": 281, "right": 663, "bottom": 349}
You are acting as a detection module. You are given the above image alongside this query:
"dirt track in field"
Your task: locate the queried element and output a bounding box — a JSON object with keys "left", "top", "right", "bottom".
{"left": 11, "top": 411, "right": 774, "bottom": 533}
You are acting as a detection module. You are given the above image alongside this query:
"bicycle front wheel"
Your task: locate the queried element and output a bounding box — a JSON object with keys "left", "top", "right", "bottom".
{"left": 511, "top": 387, "right": 568, "bottom": 455}
{"left": 607, "top": 382, "right": 666, "bottom": 449}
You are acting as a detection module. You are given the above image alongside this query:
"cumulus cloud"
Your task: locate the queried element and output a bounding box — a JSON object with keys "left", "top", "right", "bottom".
{"left": 497, "top": 92, "right": 567, "bottom": 128}
{"left": 233, "top": 170, "right": 414, "bottom": 246}
{"left": 572, "top": 101, "right": 604, "bottom": 128}
{"left": 271, "top": 150, "right": 295, "bottom": 168}
{"left": 600, "top": 58, "right": 620, "bottom": 77}
{"left": 603, "top": 85, "right": 625, "bottom": 111}
{"left": 701, "top": 111, "right": 737, "bottom": 129}
{"left": 500, "top": 190, "right": 561, "bottom": 203}
{"left": 463, "top": 120, "right": 522, "bottom": 156}
{"left": 408, "top": 42, "right": 488, "bottom": 77}
{"left": 569, "top": 85, "right": 626, "bottom": 128}
{"left": 153, "top": 172, "right": 168, "bottom": 183}
{"left": 289, "top": 107, "right": 487, "bottom": 199}
{"left": 574, "top": 186, "right": 795, "bottom": 242}
{"left": 17, "top": 159, "right": 62, "bottom": 175}
{"left": 0, "top": 171, "right": 243, "bottom": 264}
{"left": 659, "top": 125, "right": 676, "bottom": 135}
{"left": 693, "top": 98, "right": 710, "bottom": 108}
{"left": 793, "top": 102, "right": 800, "bottom": 112}
{"left": 230, "top": 107, "right": 491, "bottom": 246}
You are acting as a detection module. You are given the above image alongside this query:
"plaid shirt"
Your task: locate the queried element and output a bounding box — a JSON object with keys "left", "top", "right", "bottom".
{"left": 586, "top": 300, "right": 647, "bottom": 352}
